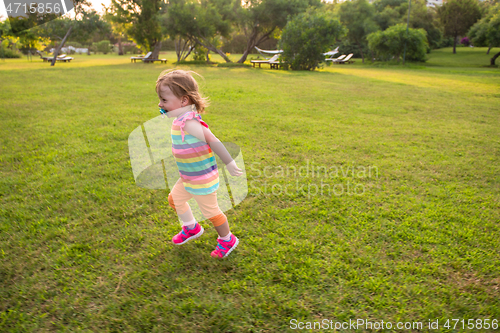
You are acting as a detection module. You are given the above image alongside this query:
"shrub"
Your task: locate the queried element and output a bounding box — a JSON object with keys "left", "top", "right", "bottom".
{"left": 95, "top": 40, "right": 111, "bottom": 54}
{"left": 192, "top": 45, "right": 208, "bottom": 61}
{"left": 440, "top": 36, "right": 455, "bottom": 48}
{"left": 0, "top": 47, "right": 22, "bottom": 58}
{"left": 279, "top": 9, "right": 346, "bottom": 70}
{"left": 460, "top": 36, "right": 470, "bottom": 46}
{"left": 367, "top": 23, "right": 428, "bottom": 62}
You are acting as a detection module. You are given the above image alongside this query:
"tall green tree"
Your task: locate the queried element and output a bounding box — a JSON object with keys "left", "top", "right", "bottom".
{"left": 372, "top": 0, "right": 442, "bottom": 50}
{"left": 163, "top": 0, "right": 237, "bottom": 63}
{"left": 468, "top": 3, "right": 500, "bottom": 64}
{"left": 279, "top": 8, "right": 346, "bottom": 70}
{"left": 109, "top": 0, "right": 165, "bottom": 59}
{"left": 407, "top": 0, "right": 442, "bottom": 50}
{"left": 71, "top": 10, "right": 112, "bottom": 55}
{"left": 437, "top": 0, "right": 482, "bottom": 54}
{"left": 373, "top": 0, "right": 408, "bottom": 31}
{"left": 235, "top": 0, "right": 321, "bottom": 63}
{"left": 339, "top": 0, "right": 379, "bottom": 63}
{"left": 103, "top": 7, "right": 131, "bottom": 55}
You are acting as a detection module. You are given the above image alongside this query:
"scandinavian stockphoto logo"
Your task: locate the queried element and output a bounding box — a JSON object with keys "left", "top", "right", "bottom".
{"left": 128, "top": 114, "right": 248, "bottom": 223}
{"left": 3, "top": 0, "right": 74, "bottom": 33}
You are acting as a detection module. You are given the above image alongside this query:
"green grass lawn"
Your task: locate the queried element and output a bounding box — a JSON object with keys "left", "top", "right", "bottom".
{"left": 0, "top": 48, "right": 499, "bottom": 332}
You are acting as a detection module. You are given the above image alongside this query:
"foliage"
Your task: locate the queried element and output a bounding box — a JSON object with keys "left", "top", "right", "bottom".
{"left": 468, "top": 3, "right": 500, "bottom": 47}
{"left": 192, "top": 44, "right": 208, "bottom": 61}
{"left": 337, "top": 38, "right": 371, "bottom": 58}
{"left": 367, "top": 23, "right": 428, "bottom": 62}
{"left": 1, "top": 13, "right": 52, "bottom": 54}
{"left": 95, "top": 40, "right": 111, "bottom": 54}
{"left": 407, "top": 0, "right": 443, "bottom": 50}
{"left": 163, "top": 0, "right": 237, "bottom": 63}
{"left": 372, "top": 0, "right": 443, "bottom": 50}
{"left": 279, "top": 9, "right": 346, "bottom": 70}
{"left": 222, "top": 32, "right": 251, "bottom": 54}
{"left": 0, "top": 46, "right": 22, "bottom": 58}
{"left": 339, "top": 0, "right": 379, "bottom": 63}
{"left": 109, "top": 0, "right": 165, "bottom": 57}
{"left": 234, "top": 0, "right": 322, "bottom": 63}
{"left": 27, "top": 0, "right": 104, "bottom": 64}
{"left": 103, "top": 6, "right": 131, "bottom": 55}
{"left": 70, "top": 10, "right": 111, "bottom": 55}
{"left": 437, "top": 0, "right": 482, "bottom": 53}
{"left": 468, "top": 3, "right": 500, "bottom": 65}
{"left": 372, "top": 0, "right": 408, "bottom": 31}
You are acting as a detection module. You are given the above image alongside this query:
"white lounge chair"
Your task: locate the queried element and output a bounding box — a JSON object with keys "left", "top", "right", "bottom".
{"left": 131, "top": 52, "right": 152, "bottom": 63}
{"left": 323, "top": 47, "right": 339, "bottom": 57}
{"left": 326, "top": 54, "right": 346, "bottom": 63}
{"left": 55, "top": 56, "right": 74, "bottom": 62}
{"left": 336, "top": 53, "right": 355, "bottom": 64}
{"left": 37, "top": 51, "right": 73, "bottom": 62}
{"left": 251, "top": 54, "right": 280, "bottom": 68}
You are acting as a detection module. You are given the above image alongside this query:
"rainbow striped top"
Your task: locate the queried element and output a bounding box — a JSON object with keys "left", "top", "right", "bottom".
{"left": 171, "top": 111, "right": 219, "bottom": 195}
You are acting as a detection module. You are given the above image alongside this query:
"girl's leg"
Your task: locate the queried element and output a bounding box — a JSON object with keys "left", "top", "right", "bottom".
{"left": 193, "top": 191, "right": 229, "bottom": 236}
{"left": 214, "top": 221, "right": 230, "bottom": 239}
{"left": 194, "top": 191, "right": 239, "bottom": 258}
{"left": 168, "top": 179, "right": 204, "bottom": 245}
{"left": 168, "top": 178, "right": 196, "bottom": 227}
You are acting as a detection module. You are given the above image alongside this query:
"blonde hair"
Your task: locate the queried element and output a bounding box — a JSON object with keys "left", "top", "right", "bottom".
{"left": 156, "top": 69, "right": 209, "bottom": 113}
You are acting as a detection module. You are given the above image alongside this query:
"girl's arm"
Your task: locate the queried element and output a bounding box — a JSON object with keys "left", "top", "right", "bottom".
{"left": 183, "top": 119, "right": 242, "bottom": 176}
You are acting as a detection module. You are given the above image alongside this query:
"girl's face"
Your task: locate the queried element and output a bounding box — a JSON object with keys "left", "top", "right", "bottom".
{"left": 158, "top": 86, "right": 186, "bottom": 112}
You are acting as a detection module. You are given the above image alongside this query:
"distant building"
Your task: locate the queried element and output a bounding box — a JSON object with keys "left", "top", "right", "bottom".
{"left": 426, "top": 0, "right": 443, "bottom": 7}
{"left": 49, "top": 46, "right": 88, "bottom": 54}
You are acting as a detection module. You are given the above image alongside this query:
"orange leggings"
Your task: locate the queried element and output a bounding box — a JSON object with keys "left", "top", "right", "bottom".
{"left": 168, "top": 178, "right": 227, "bottom": 227}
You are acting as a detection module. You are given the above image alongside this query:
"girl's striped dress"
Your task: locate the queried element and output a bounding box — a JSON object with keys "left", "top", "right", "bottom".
{"left": 171, "top": 111, "right": 219, "bottom": 195}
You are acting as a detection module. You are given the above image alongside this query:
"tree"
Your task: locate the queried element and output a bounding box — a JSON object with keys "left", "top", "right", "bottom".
{"left": 1, "top": 16, "right": 50, "bottom": 59}
{"left": 367, "top": 23, "right": 428, "bottom": 62}
{"left": 34, "top": 15, "right": 74, "bottom": 64}
{"left": 279, "top": 9, "right": 346, "bottom": 70}
{"left": 339, "top": 0, "right": 379, "bottom": 63}
{"left": 437, "top": 0, "right": 482, "bottom": 54}
{"left": 235, "top": 0, "right": 322, "bottom": 63}
{"left": 407, "top": 0, "right": 443, "bottom": 50}
{"left": 163, "top": 0, "right": 237, "bottom": 63}
{"left": 32, "top": 0, "right": 101, "bottom": 65}
{"left": 373, "top": 0, "right": 408, "bottom": 31}
{"left": 103, "top": 7, "right": 129, "bottom": 55}
{"left": 109, "top": 0, "right": 165, "bottom": 59}
{"left": 71, "top": 10, "right": 111, "bottom": 55}
{"left": 468, "top": 3, "right": 500, "bottom": 64}
{"left": 373, "top": 0, "right": 442, "bottom": 50}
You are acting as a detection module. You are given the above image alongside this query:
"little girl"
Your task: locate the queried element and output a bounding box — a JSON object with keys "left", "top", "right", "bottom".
{"left": 156, "top": 69, "right": 243, "bottom": 258}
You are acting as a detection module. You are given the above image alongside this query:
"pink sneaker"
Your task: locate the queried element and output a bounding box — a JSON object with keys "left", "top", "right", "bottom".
{"left": 172, "top": 224, "right": 204, "bottom": 245}
{"left": 211, "top": 235, "right": 239, "bottom": 258}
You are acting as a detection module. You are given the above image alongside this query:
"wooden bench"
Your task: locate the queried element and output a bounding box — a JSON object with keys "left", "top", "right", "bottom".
{"left": 142, "top": 58, "right": 168, "bottom": 64}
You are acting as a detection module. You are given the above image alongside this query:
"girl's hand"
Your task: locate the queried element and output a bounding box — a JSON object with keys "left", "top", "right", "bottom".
{"left": 226, "top": 160, "right": 243, "bottom": 177}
